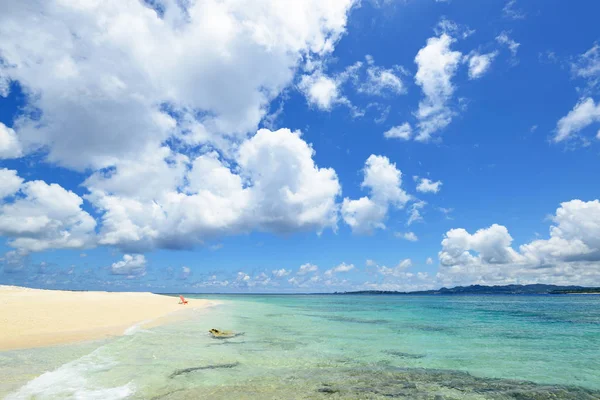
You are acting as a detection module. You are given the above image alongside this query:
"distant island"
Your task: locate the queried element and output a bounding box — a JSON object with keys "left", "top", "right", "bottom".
{"left": 338, "top": 284, "right": 600, "bottom": 295}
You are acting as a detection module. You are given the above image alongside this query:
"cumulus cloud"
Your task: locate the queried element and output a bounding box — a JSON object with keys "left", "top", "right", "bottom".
{"left": 0, "top": 169, "right": 23, "bottom": 200}
{"left": 554, "top": 98, "right": 600, "bottom": 142}
{"left": 396, "top": 232, "right": 418, "bottom": 241}
{"left": 384, "top": 123, "right": 412, "bottom": 140}
{"left": 297, "top": 263, "right": 319, "bottom": 275}
{"left": 0, "top": 123, "right": 22, "bottom": 159}
{"left": 87, "top": 128, "right": 341, "bottom": 252}
{"left": 299, "top": 55, "right": 405, "bottom": 114}
{"left": 342, "top": 155, "right": 411, "bottom": 234}
{"left": 0, "top": 0, "right": 356, "bottom": 170}
{"left": 325, "top": 262, "right": 355, "bottom": 276}
{"left": 298, "top": 60, "right": 364, "bottom": 115}
{"left": 0, "top": 172, "right": 96, "bottom": 253}
{"left": 361, "top": 259, "right": 433, "bottom": 291}
{"left": 416, "top": 178, "right": 442, "bottom": 194}
{"left": 110, "top": 254, "right": 146, "bottom": 276}
{"left": 251, "top": 272, "right": 272, "bottom": 287}
{"left": 414, "top": 33, "right": 462, "bottom": 141}
{"left": 426, "top": 257, "right": 434, "bottom": 265}
{"left": 272, "top": 268, "right": 291, "bottom": 278}
{"left": 0, "top": 0, "right": 360, "bottom": 256}
{"left": 467, "top": 52, "right": 498, "bottom": 79}
{"left": 554, "top": 43, "right": 600, "bottom": 143}
{"left": 376, "top": 259, "right": 412, "bottom": 277}
{"left": 237, "top": 272, "right": 251, "bottom": 282}
{"left": 358, "top": 55, "right": 406, "bottom": 96}
{"left": 437, "top": 199, "right": 600, "bottom": 286}
{"left": 298, "top": 72, "right": 345, "bottom": 110}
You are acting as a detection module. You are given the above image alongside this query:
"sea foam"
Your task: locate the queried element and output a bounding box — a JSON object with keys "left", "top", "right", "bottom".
{"left": 6, "top": 348, "right": 134, "bottom": 400}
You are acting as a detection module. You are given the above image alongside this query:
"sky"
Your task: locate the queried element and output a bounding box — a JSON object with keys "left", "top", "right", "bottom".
{"left": 0, "top": 0, "right": 599, "bottom": 293}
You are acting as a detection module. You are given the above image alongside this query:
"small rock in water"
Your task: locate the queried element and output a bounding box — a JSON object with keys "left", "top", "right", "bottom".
{"left": 317, "top": 387, "right": 339, "bottom": 394}
{"left": 169, "top": 362, "right": 240, "bottom": 378}
{"left": 383, "top": 350, "right": 426, "bottom": 359}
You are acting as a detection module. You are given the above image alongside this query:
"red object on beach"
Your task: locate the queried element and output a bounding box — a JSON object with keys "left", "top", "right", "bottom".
{"left": 179, "top": 295, "right": 188, "bottom": 305}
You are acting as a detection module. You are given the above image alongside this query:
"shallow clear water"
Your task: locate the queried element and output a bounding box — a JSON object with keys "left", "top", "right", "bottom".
{"left": 1, "top": 295, "right": 600, "bottom": 399}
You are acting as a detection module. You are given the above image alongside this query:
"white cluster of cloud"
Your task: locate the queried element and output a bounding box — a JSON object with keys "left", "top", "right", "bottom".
{"left": 88, "top": 128, "right": 341, "bottom": 252}
{"left": 383, "top": 20, "right": 502, "bottom": 143}
{"left": 0, "top": 123, "right": 22, "bottom": 159}
{"left": 555, "top": 98, "right": 600, "bottom": 142}
{"left": 416, "top": 178, "right": 443, "bottom": 194}
{"left": 572, "top": 43, "right": 600, "bottom": 90}
{"left": 284, "top": 262, "right": 354, "bottom": 288}
{"left": 359, "top": 55, "right": 406, "bottom": 96}
{"left": 298, "top": 54, "right": 405, "bottom": 113}
{"left": 384, "top": 123, "right": 412, "bottom": 140}
{"left": 272, "top": 268, "right": 291, "bottom": 278}
{"left": 413, "top": 33, "right": 463, "bottom": 141}
{"left": 467, "top": 51, "right": 498, "bottom": 79}
{"left": 325, "top": 262, "right": 355, "bottom": 276}
{"left": 554, "top": 43, "right": 600, "bottom": 142}
{"left": 298, "top": 71, "right": 348, "bottom": 111}
{"left": 375, "top": 258, "right": 412, "bottom": 277}
{"left": 342, "top": 155, "right": 411, "bottom": 234}
{"left": 396, "top": 232, "right": 418, "bottom": 242}
{"left": 0, "top": 0, "right": 356, "bottom": 258}
{"left": 0, "top": 0, "right": 357, "bottom": 169}
{"left": 407, "top": 200, "right": 426, "bottom": 226}
{"left": 0, "top": 169, "right": 96, "bottom": 254}
{"left": 437, "top": 199, "right": 600, "bottom": 286}
{"left": 362, "top": 258, "right": 433, "bottom": 291}
{"left": 297, "top": 263, "right": 319, "bottom": 275}
{"left": 190, "top": 261, "right": 353, "bottom": 290}
{"left": 496, "top": 32, "right": 520, "bottom": 60}
{"left": 111, "top": 254, "right": 147, "bottom": 277}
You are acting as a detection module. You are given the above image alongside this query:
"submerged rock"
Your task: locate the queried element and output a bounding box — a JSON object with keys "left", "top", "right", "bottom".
{"left": 169, "top": 362, "right": 240, "bottom": 378}
{"left": 383, "top": 350, "right": 426, "bottom": 359}
{"left": 317, "top": 387, "right": 339, "bottom": 394}
{"left": 160, "top": 365, "right": 600, "bottom": 399}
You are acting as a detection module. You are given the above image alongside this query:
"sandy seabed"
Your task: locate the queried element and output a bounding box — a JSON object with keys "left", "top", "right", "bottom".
{"left": 0, "top": 286, "right": 212, "bottom": 350}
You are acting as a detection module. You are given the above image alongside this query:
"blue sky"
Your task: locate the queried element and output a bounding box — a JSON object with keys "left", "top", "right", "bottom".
{"left": 1, "top": 0, "right": 599, "bottom": 292}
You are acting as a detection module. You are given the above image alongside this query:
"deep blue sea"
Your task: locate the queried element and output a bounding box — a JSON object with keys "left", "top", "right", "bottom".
{"left": 2, "top": 294, "right": 599, "bottom": 399}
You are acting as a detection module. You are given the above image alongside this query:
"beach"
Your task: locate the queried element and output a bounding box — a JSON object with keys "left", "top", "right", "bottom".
{"left": 0, "top": 286, "right": 212, "bottom": 351}
{"left": 1, "top": 294, "right": 599, "bottom": 398}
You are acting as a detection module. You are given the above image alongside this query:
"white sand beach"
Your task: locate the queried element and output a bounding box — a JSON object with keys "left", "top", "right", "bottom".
{"left": 0, "top": 286, "right": 212, "bottom": 350}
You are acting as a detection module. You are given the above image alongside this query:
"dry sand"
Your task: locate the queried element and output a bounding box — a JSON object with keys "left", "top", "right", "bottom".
{"left": 0, "top": 286, "right": 213, "bottom": 350}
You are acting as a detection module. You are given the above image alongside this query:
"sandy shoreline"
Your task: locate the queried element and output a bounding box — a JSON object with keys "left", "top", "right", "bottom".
{"left": 0, "top": 286, "right": 214, "bottom": 351}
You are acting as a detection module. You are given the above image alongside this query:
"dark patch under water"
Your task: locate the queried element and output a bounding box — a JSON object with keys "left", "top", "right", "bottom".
{"left": 169, "top": 362, "right": 240, "bottom": 378}
{"left": 383, "top": 350, "right": 426, "bottom": 359}
{"left": 405, "top": 323, "right": 453, "bottom": 333}
{"left": 155, "top": 366, "right": 600, "bottom": 399}
{"left": 302, "top": 313, "right": 391, "bottom": 325}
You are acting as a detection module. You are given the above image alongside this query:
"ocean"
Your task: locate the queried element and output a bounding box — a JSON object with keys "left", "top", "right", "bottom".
{"left": 1, "top": 294, "right": 599, "bottom": 399}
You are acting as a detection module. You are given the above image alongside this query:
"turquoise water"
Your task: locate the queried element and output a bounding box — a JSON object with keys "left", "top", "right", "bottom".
{"left": 1, "top": 295, "right": 600, "bottom": 399}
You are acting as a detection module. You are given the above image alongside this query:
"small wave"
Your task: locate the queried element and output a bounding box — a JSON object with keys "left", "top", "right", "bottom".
{"left": 123, "top": 319, "right": 156, "bottom": 336}
{"left": 6, "top": 348, "right": 135, "bottom": 400}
